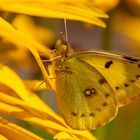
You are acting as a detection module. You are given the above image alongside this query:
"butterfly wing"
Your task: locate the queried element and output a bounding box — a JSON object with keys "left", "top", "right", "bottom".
{"left": 72, "top": 50, "right": 140, "bottom": 107}
{"left": 49, "top": 57, "right": 118, "bottom": 129}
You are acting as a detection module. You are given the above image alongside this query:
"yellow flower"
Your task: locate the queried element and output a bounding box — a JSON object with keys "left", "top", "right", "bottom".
{"left": 12, "top": 15, "right": 56, "bottom": 45}
{"left": 110, "top": 0, "right": 140, "bottom": 51}
{"left": 123, "top": 0, "right": 140, "bottom": 15}
{"left": 0, "top": 1, "right": 109, "bottom": 139}
{"left": 0, "top": 0, "right": 108, "bottom": 27}
{"left": 91, "top": 0, "right": 120, "bottom": 12}
{"left": 0, "top": 117, "right": 43, "bottom": 140}
{"left": 0, "top": 15, "right": 55, "bottom": 68}
{"left": 83, "top": 0, "right": 119, "bottom": 29}
{"left": 0, "top": 17, "right": 97, "bottom": 140}
{"left": 112, "top": 11, "right": 140, "bottom": 50}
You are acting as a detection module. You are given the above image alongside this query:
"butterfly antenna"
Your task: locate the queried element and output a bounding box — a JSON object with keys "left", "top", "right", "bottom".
{"left": 64, "top": 19, "right": 68, "bottom": 42}
{"left": 61, "top": 19, "right": 73, "bottom": 53}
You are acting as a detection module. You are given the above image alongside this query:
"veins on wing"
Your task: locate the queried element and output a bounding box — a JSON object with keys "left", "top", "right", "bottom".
{"left": 55, "top": 66, "right": 73, "bottom": 75}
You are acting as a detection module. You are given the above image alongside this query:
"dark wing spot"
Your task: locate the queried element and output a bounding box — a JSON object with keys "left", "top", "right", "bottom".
{"left": 115, "top": 86, "right": 120, "bottom": 90}
{"left": 130, "top": 79, "right": 135, "bottom": 83}
{"left": 138, "top": 64, "right": 140, "bottom": 68}
{"left": 136, "top": 74, "right": 140, "bottom": 79}
{"left": 81, "top": 113, "right": 86, "bottom": 117}
{"left": 123, "top": 56, "right": 139, "bottom": 62}
{"left": 98, "top": 78, "right": 106, "bottom": 85}
{"left": 105, "top": 93, "right": 111, "bottom": 98}
{"left": 84, "top": 88, "right": 96, "bottom": 97}
{"left": 55, "top": 70, "right": 59, "bottom": 75}
{"left": 131, "top": 96, "right": 137, "bottom": 101}
{"left": 67, "top": 71, "right": 73, "bottom": 74}
{"left": 96, "top": 108, "right": 101, "bottom": 111}
{"left": 124, "top": 83, "right": 129, "bottom": 87}
{"left": 72, "top": 112, "right": 77, "bottom": 116}
{"left": 102, "top": 102, "right": 108, "bottom": 107}
{"left": 89, "top": 113, "right": 95, "bottom": 117}
{"left": 105, "top": 61, "right": 113, "bottom": 68}
{"left": 65, "top": 66, "right": 70, "bottom": 69}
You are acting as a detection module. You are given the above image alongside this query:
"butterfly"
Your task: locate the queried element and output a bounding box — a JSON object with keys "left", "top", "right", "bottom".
{"left": 47, "top": 39, "right": 140, "bottom": 130}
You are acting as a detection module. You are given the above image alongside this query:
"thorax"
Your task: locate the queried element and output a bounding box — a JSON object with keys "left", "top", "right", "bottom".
{"left": 48, "top": 56, "right": 73, "bottom": 78}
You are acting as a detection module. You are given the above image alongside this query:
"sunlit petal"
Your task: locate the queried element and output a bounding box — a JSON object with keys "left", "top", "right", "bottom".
{"left": 0, "top": 64, "right": 62, "bottom": 123}
{"left": 24, "top": 80, "right": 48, "bottom": 91}
{"left": 0, "top": 117, "right": 43, "bottom": 140}
{"left": 112, "top": 11, "right": 140, "bottom": 50}
{"left": 0, "top": 0, "right": 107, "bottom": 27}
{"left": 0, "top": 17, "right": 50, "bottom": 54}
{"left": 92, "top": 0, "right": 119, "bottom": 12}
{"left": 0, "top": 135, "right": 8, "bottom": 140}
{"left": 12, "top": 15, "right": 55, "bottom": 45}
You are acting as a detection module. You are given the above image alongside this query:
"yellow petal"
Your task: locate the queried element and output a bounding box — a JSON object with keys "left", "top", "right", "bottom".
{"left": 123, "top": 0, "right": 140, "bottom": 15}
{"left": 0, "top": 92, "right": 96, "bottom": 139}
{"left": 0, "top": 5, "right": 98, "bottom": 140}
{"left": 28, "top": 48, "right": 51, "bottom": 87}
{"left": 0, "top": 64, "right": 64, "bottom": 123}
{"left": 0, "top": 91, "right": 65, "bottom": 124}
{"left": 24, "top": 80, "right": 48, "bottom": 91}
{"left": 0, "top": 101, "right": 67, "bottom": 132}
{"left": 0, "top": 0, "right": 107, "bottom": 27}
{"left": 0, "top": 17, "right": 50, "bottom": 56}
{"left": 0, "top": 117, "right": 43, "bottom": 140}
{"left": 12, "top": 15, "right": 55, "bottom": 45}
{"left": 0, "top": 17, "right": 51, "bottom": 86}
{"left": 112, "top": 11, "right": 140, "bottom": 49}
{"left": 0, "top": 135, "right": 8, "bottom": 140}
{"left": 54, "top": 131, "right": 97, "bottom": 140}
{"left": 92, "top": 0, "right": 119, "bottom": 12}
{"left": 54, "top": 132, "right": 79, "bottom": 140}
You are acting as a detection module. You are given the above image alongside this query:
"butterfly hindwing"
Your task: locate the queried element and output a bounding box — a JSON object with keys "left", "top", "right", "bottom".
{"left": 73, "top": 50, "right": 140, "bottom": 107}
{"left": 49, "top": 57, "right": 118, "bottom": 129}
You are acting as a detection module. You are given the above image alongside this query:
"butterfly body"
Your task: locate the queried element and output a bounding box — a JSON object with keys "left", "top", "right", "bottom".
{"left": 48, "top": 43, "right": 140, "bottom": 130}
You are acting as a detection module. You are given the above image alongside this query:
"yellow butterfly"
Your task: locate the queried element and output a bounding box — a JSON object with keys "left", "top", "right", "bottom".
{"left": 47, "top": 39, "right": 140, "bottom": 130}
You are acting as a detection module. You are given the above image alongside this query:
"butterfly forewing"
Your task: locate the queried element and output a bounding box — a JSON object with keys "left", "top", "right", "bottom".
{"left": 73, "top": 50, "right": 140, "bottom": 107}
{"left": 49, "top": 57, "right": 118, "bottom": 130}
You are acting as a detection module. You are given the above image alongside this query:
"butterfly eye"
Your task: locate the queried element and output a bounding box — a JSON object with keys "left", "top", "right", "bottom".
{"left": 60, "top": 44, "right": 67, "bottom": 52}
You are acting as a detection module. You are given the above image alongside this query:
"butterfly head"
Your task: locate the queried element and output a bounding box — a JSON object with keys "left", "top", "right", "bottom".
{"left": 55, "top": 39, "right": 67, "bottom": 54}
{"left": 52, "top": 32, "right": 74, "bottom": 59}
